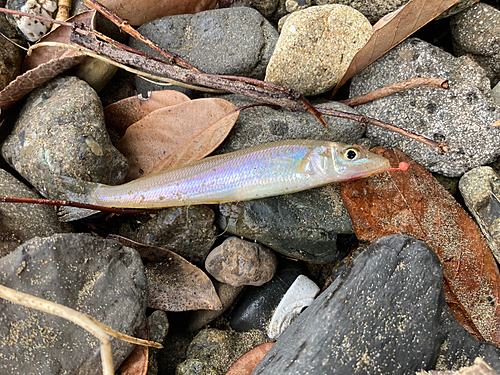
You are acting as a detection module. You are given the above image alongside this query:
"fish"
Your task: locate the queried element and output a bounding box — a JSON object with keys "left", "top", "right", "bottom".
{"left": 58, "top": 139, "right": 392, "bottom": 221}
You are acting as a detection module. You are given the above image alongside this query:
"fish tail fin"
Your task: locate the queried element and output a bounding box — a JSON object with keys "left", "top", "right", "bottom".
{"left": 56, "top": 176, "right": 102, "bottom": 222}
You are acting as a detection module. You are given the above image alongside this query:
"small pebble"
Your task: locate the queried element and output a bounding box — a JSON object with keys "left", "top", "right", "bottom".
{"left": 265, "top": 5, "right": 372, "bottom": 96}
{"left": 205, "top": 237, "right": 277, "bottom": 287}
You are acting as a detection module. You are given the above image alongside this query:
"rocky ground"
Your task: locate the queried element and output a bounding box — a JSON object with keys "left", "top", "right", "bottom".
{"left": 1, "top": 0, "right": 500, "bottom": 374}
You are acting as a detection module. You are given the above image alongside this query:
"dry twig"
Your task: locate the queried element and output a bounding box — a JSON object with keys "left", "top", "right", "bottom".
{"left": 340, "top": 78, "right": 449, "bottom": 106}
{"left": 0, "top": 284, "right": 162, "bottom": 375}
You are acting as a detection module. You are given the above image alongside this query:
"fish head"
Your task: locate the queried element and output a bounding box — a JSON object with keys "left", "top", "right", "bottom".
{"left": 328, "top": 144, "right": 391, "bottom": 181}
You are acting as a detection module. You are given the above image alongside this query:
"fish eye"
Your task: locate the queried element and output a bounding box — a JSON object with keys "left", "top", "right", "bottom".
{"left": 343, "top": 147, "right": 360, "bottom": 160}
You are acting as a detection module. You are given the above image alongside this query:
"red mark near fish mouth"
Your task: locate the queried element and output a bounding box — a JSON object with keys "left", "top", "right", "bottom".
{"left": 388, "top": 162, "right": 409, "bottom": 172}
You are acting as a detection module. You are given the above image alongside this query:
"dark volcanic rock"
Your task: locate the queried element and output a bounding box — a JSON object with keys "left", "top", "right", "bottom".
{"left": 0, "top": 233, "right": 147, "bottom": 375}
{"left": 252, "top": 235, "right": 500, "bottom": 374}
{"left": 217, "top": 184, "right": 353, "bottom": 263}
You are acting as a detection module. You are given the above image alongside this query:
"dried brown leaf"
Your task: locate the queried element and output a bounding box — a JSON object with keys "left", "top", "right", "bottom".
{"left": 94, "top": 0, "right": 217, "bottom": 26}
{"left": 334, "top": 0, "right": 461, "bottom": 92}
{"left": 117, "top": 323, "right": 149, "bottom": 375}
{"left": 339, "top": 148, "right": 500, "bottom": 345}
{"left": 111, "top": 236, "right": 222, "bottom": 312}
{"left": 22, "top": 11, "right": 96, "bottom": 71}
{"left": 116, "top": 98, "right": 238, "bottom": 180}
{"left": 0, "top": 11, "right": 95, "bottom": 111}
{"left": 226, "top": 342, "right": 275, "bottom": 375}
{"left": 103, "top": 90, "right": 191, "bottom": 137}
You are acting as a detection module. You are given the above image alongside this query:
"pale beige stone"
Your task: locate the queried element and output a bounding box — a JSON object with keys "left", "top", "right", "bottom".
{"left": 265, "top": 4, "right": 372, "bottom": 96}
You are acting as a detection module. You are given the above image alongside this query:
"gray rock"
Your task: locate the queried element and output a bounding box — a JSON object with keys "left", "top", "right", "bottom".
{"left": 459, "top": 166, "right": 500, "bottom": 263}
{"left": 350, "top": 38, "right": 500, "bottom": 177}
{"left": 187, "top": 280, "right": 244, "bottom": 332}
{"left": 176, "top": 328, "right": 269, "bottom": 375}
{"left": 157, "top": 331, "right": 195, "bottom": 375}
{"left": 1, "top": 76, "right": 128, "bottom": 200}
{"left": 205, "top": 237, "right": 277, "bottom": 287}
{"left": 313, "top": 0, "right": 475, "bottom": 23}
{"left": 217, "top": 184, "right": 353, "bottom": 263}
{"left": 129, "top": 7, "right": 278, "bottom": 95}
{"left": 252, "top": 235, "right": 500, "bottom": 374}
{"left": 134, "top": 205, "right": 217, "bottom": 266}
{"left": 214, "top": 95, "right": 365, "bottom": 155}
{"left": 147, "top": 310, "right": 169, "bottom": 375}
{"left": 265, "top": 5, "right": 372, "bottom": 96}
{"left": 0, "top": 233, "right": 147, "bottom": 374}
{"left": 0, "top": 13, "right": 23, "bottom": 91}
{"left": 492, "top": 81, "right": 500, "bottom": 105}
{"left": 451, "top": 3, "right": 500, "bottom": 86}
{"left": 0, "top": 169, "right": 73, "bottom": 257}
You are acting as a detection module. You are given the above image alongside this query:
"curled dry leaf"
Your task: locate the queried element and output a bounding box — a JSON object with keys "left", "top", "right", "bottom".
{"left": 339, "top": 148, "right": 500, "bottom": 345}
{"left": 226, "top": 342, "right": 275, "bottom": 375}
{"left": 110, "top": 236, "right": 222, "bottom": 312}
{"left": 103, "top": 90, "right": 190, "bottom": 137}
{"left": 0, "top": 11, "right": 96, "bottom": 111}
{"left": 333, "top": 0, "right": 460, "bottom": 92}
{"left": 117, "top": 323, "right": 149, "bottom": 375}
{"left": 116, "top": 98, "right": 238, "bottom": 180}
{"left": 92, "top": 0, "right": 217, "bottom": 26}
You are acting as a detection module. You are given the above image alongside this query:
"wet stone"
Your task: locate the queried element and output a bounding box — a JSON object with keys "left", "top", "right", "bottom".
{"left": 252, "top": 235, "right": 500, "bottom": 374}
{"left": 265, "top": 5, "right": 372, "bottom": 96}
{"left": 459, "top": 166, "right": 500, "bottom": 263}
{"left": 134, "top": 205, "right": 217, "bottom": 267}
{"left": 0, "top": 233, "right": 147, "bottom": 374}
{"left": 451, "top": 3, "right": 500, "bottom": 86}
{"left": 1, "top": 76, "right": 128, "bottom": 200}
{"left": 187, "top": 280, "right": 244, "bottom": 332}
{"left": 176, "top": 328, "right": 269, "bottom": 375}
{"left": 217, "top": 184, "right": 353, "bottom": 263}
{"left": 214, "top": 95, "right": 365, "bottom": 155}
{"left": 130, "top": 7, "right": 278, "bottom": 95}
{"left": 0, "top": 169, "right": 73, "bottom": 257}
{"left": 147, "top": 310, "right": 169, "bottom": 375}
{"left": 205, "top": 237, "right": 277, "bottom": 287}
{"left": 350, "top": 38, "right": 500, "bottom": 177}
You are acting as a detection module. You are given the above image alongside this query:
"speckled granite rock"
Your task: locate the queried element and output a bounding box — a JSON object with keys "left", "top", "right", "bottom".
{"left": 265, "top": 5, "right": 372, "bottom": 96}
{"left": 459, "top": 166, "right": 500, "bottom": 263}
{"left": 492, "top": 82, "right": 500, "bottom": 105}
{"left": 0, "top": 233, "right": 147, "bottom": 375}
{"left": 252, "top": 235, "right": 500, "bottom": 374}
{"left": 205, "top": 237, "right": 277, "bottom": 287}
{"left": 1, "top": 76, "right": 128, "bottom": 200}
{"left": 214, "top": 95, "right": 365, "bottom": 155}
{"left": 350, "top": 38, "right": 500, "bottom": 177}
{"left": 129, "top": 7, "right": 278, "bottom": 95}
{"left": 134, "top": 206, "right": 217, "bottom": 267}
{"left": 451, "top": 3, "right": 500, "bottom": 86}
{"left": 217, "top": 184, "right": 353, "bottom": 263}
{"left": 176, "top": 328, "right": 269, "bottom": 375}
{"left": 0, "top": 169, "right": 72, "bottom": 257}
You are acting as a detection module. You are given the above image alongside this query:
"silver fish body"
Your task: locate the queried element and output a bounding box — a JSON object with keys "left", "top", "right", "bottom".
{"left": 89, "top": 139, "right": 390, "bottom": 209}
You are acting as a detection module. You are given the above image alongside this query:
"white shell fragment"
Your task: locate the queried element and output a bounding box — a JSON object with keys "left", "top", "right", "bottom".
{"left": 16, "top": 0, "right": 57, "bottom": 42}
{"left": 267, "top": 275, "right": 320, "bottom": 339}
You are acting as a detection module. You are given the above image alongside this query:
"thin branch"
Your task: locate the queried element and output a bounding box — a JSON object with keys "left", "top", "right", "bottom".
{"left": 83, "top": 0, "right": 203, "bottom": 73}
{"left": 316, "top": 108, "right": 450, "bottom": 154}
{"left": 0, "top": 6, "right": 73, "bottom": 27}
{"left": 0, "top": 285, "right": 162, "bottom": 375}
{"left": 0, "top": 195, "right": 160, "bottom": 215}
{"left": 341, "top": 78, "right": 450, "bottom": 106}
{"left": 51, "top": 0, "right": 72, "bottom": 31}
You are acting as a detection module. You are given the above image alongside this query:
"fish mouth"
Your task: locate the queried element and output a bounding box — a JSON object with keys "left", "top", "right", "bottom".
{"left": 344, "top": 160, "right": 392, "bottom": 181}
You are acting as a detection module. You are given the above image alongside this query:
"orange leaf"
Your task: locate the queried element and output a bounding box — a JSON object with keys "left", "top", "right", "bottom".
{"left": 339, "top": 148, "right": 500, "bottom": 345}
{"left": 116, "top": 98, "right": 238, "bottom": 180}
{"left": 334, "top": 0, "right": 461, "bottom": 92}
{"left": 117, "top": 323, "right": 149, "bottom": 375}
{"left": 103, "top": 90, "right": 191, "bottom": 138}
{"left": 226, "top": 342, "right": 275, "bottom": 375}
{"left": 0, "top": 11, "right": 95, "bottom": 111}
